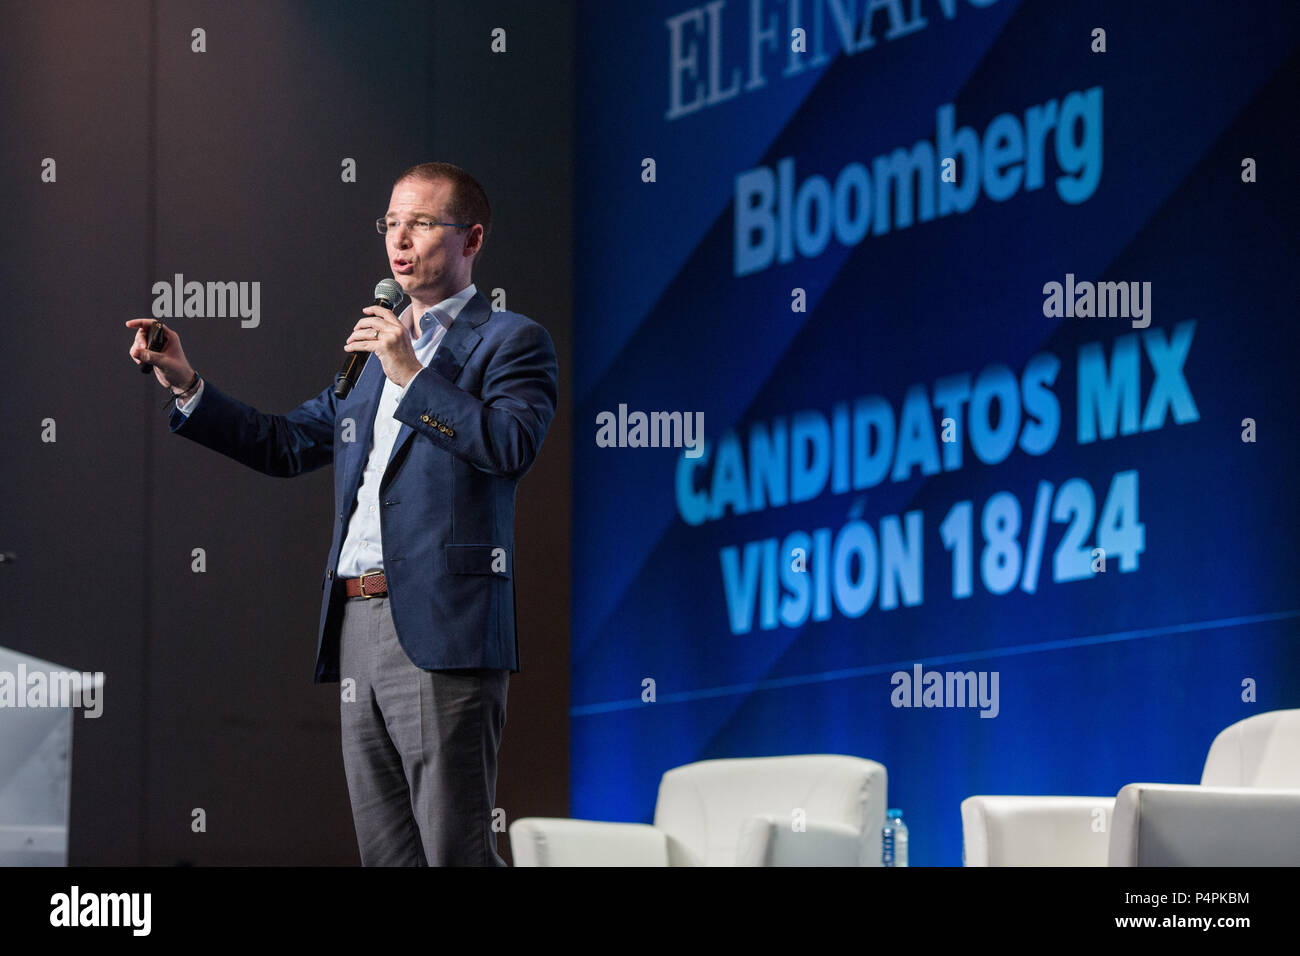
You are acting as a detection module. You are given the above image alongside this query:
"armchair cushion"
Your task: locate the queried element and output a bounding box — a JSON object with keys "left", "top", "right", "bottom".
{"left": 736, "top": 815, "right": 864, "bottom": 866}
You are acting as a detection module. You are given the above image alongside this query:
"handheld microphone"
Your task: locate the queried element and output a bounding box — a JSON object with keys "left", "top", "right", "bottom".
{"left": 334, "top": 278, "right": 404, "bottom": 399}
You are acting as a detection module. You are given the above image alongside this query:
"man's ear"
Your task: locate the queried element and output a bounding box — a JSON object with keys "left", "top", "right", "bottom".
{"left": 465, "top": 224, "right": 484, "bottom": 260}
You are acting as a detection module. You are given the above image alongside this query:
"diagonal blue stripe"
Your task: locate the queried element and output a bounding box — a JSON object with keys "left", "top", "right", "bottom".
{"left": 571, "top": 609, "right": 1300, "bottom": 716}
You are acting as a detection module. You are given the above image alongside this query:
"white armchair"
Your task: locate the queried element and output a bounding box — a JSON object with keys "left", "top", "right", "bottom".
{"left": 960, "top": 795, "right": 1114, "bottom": 867}
{"left": 510, "top": 754, "right": 887, "bottom": 866}
{"left": 962, "top": 709, "right": 1300, "bottom": 866}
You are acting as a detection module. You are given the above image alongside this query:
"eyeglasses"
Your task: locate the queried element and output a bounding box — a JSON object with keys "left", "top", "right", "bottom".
{"left": 376, "top": 217, "right": 471, "bottom": 235}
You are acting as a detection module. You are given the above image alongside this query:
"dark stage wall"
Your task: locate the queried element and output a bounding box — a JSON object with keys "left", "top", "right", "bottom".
{"left": 0, "top": 0, "right": 573, "bottom": 865}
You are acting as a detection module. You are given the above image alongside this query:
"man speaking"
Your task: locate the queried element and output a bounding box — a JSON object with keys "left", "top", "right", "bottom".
{"left": 125, "top": 162, "right": 558, "bottom": 866}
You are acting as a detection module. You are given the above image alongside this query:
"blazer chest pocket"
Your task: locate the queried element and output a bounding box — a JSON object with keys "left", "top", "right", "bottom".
{"left": 444, "top": 544, "right": 510, "bottom": 578}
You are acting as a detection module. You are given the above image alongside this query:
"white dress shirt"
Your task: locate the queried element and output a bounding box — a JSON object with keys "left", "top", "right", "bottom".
{"left": 175, "top": 283, "right": 477, "bottom": 579}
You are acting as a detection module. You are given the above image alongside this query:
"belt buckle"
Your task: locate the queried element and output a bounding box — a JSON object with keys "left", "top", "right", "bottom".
{"left": 358, "top": 569, "right": 383, "bottom": 599}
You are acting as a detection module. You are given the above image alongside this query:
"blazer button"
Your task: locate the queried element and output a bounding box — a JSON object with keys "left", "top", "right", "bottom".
{"left": 327, "top": 570, "right": 334, "bottom": 578}
{"left": 447, "top": 429, "right": 455, "bottom": 437}
{"left": 421, "top": 414, "right": 430, "bottom": 423}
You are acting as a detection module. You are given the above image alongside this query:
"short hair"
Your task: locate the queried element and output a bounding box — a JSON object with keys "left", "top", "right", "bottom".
{"left": 394, "top": 162, "right": 491, "bottom": 254}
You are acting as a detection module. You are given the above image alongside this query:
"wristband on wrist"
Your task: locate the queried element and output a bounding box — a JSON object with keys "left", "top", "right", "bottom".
{"left": 163, "top": 371, "right": 200, "bottom": 409}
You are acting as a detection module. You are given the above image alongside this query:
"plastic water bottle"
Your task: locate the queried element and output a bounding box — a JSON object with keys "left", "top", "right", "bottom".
{"left": 882, "top": 808, "right": 909, "bottom": 867}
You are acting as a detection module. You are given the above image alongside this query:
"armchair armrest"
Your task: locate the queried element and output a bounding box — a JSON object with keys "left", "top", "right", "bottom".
{"left": 736, "top": 815, "right": 865, "bottom": 866}
{"left": 508, "top": 818, "right": 670, "bottom": 867}
{"left": 1108, "top": 783, "right": 1300, "bottom": 866}
{"left": 961, "top": 795, "right": 1115, "bottom": 866}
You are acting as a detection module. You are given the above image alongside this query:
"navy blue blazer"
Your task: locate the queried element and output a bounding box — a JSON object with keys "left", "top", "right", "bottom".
{"left": 168, "top": 290, "right": 558, "bottom": 681}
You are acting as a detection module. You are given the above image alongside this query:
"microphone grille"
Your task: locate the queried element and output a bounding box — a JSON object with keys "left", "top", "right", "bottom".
{"left": 374, "top": 278, "right": 404, "bottom": 308}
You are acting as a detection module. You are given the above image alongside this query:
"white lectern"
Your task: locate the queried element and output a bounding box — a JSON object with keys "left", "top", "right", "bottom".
{"left": 0, "top": 646, "right": 102, "bottom": 865}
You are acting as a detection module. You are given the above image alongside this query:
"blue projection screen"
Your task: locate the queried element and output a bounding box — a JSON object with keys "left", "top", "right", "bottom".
{"left": 571, "top": 0, "right": 1300, "bottom": 864}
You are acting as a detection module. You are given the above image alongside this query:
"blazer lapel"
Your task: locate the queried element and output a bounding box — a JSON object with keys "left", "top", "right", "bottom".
{"left": 382, "top": 291, "right": 491, "bottom": 481}
{"left": 338, "top": 356, "right": 386, "bottom": 508}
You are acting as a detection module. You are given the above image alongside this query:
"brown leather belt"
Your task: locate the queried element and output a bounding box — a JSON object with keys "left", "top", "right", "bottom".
{"left": 343, "top": 570, "right": 388, "bottom": 598}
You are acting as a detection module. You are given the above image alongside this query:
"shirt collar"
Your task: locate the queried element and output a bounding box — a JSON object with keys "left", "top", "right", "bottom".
{"left": 399, "top": 282, "right": 477, "bottom": 338}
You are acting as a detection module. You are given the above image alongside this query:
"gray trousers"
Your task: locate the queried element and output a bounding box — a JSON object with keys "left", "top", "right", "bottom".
{"left": 338, "top": 593, "right": 509, "bottom": 866}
